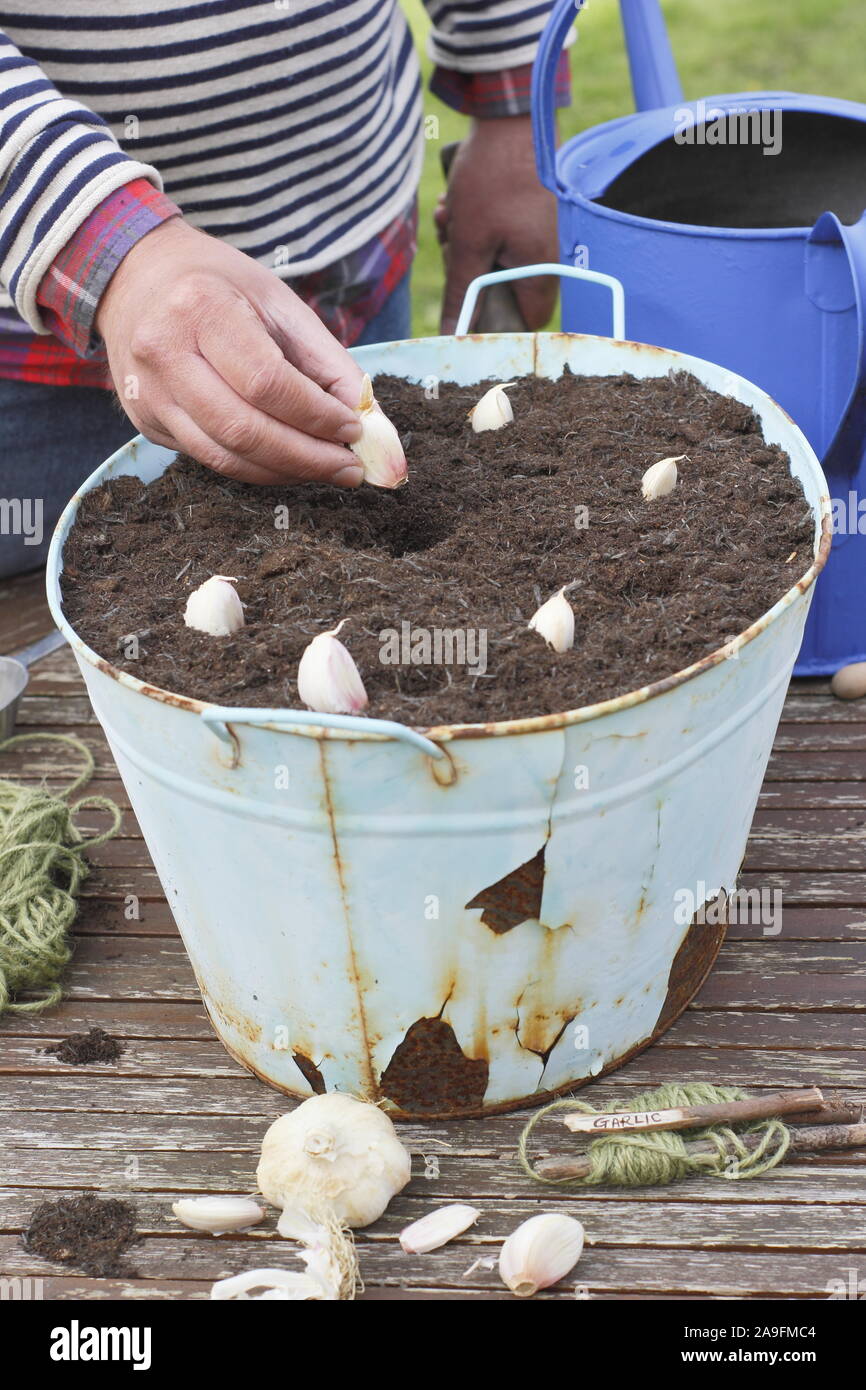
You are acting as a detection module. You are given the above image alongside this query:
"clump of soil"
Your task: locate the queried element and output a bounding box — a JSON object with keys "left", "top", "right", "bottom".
{"left": 24, "top": 1193, "right": 139, "bottom": 1276}
{"left": 46, "top": 1027, "right": 124, "bottom": 1065}
{"left": 60, "top": 370, "right": 814, "bottom": 725}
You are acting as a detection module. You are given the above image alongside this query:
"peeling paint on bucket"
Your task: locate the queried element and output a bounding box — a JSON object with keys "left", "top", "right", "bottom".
{"left": 46, "top": 330, "right": 830, "bottom": 1118}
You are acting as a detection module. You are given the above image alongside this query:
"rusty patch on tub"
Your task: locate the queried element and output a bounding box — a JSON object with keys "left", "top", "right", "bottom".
{"left": 379, "top": 1017, "right": 489, "bottom": 1114}
{"left": 656, "top": 891, "right": 729, "bottom": 1034}
{"left": 199, "top": 986, "right": 262, "bottom": 1045}
{"left": 465, "top": 846, "right": 545, "bottom": 934}
{"left": 292, "top": 1051, "right": 326, "bottom": 1094}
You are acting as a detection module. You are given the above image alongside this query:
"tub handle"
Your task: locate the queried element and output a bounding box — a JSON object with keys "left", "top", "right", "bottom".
{"left": 455, "top": 262, "right": 625, "bottom": 340}
{"left": 532, "top": 0, "right": 683, "bottom": 195}
{"left": 200, "top": 705, "right": 448, "bottom": 760}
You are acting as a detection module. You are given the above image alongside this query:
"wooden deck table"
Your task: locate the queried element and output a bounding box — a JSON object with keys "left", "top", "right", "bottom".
{"left": 2, "top": 569, "right": 865, "bottom": 1301}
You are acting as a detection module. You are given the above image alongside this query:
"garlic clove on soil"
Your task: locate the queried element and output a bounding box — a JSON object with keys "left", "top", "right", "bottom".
{"left": 171, "top": 1196, "right": 265, "bottom": 1235}
{"left": 257, "top": 1092, "right": 411, "bottom": 1230}
{"left": 297, "top": 619, "right": 369, "bottom": 715}
{"left": 469, "top": 382, "right": 516, "bottom": 433}
{"left": 399, "top": 1203, "right": 480, "bottom": 1254}
{"left": 183, "top": 574, "right": 245, "bottom": 636}
{"left": 499, "top": 1213, "right": 585, "bottom": 1298}
{"left": 641, "top": 454, "right": 685, "bottom": 501}
{"left": 350, "top": 374, "right": 408, "bottom": 489}
{"left": 528, "top": 586, "right": 575, "bottom": 653}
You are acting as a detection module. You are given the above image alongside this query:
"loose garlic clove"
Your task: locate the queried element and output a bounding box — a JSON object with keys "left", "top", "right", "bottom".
{"left": 528, "top": 586, "right": 575, "bottom": 653}
{"left": 183, "top": 575, "right": 245, "bottom": 636}
{"left": 210, "top": 1267, "right": 334, "bottom": 1301}
{"left": 641, "top": 454, "right": 685, "bottom": 501}
{"left": 297, "top": 619, "right": 368, "bottom": 715}
{"left": 171, "top": 1196, "right": 265, "bottom": 1235}
{"left": 469, "top": 382, "right": 516, "bottom": 433}
{"left": 499, "top": 1213, "right": 585, "bottom": 1298}
{"left": 399, "top": 1204, "right": 480, "bottom": 1254}
{"left": 351, "top": 374, "right": 408, "bottom": 488}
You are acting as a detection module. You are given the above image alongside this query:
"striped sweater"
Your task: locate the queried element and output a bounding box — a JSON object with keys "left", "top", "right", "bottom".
{"left": 0, "top": 1, "right": 565, "bottom": 352}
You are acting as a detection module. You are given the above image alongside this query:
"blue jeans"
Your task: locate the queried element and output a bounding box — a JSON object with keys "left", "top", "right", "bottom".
{"left": 0, "top": 274, "right": 412, "bottom": 578}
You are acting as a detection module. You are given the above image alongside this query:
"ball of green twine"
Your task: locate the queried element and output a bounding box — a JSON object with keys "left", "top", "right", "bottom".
{"left": 0, "top": 734, "right": 121, "bottom": 1015}
{"left": 518, "top": 1083, "right": 791, "bottom": 1187}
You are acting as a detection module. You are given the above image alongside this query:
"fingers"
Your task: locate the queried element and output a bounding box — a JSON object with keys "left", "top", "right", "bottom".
{"left": 196, "top": 297, "right": 361, "bottom": 445}
{"left": 260, "top": 284, "right": 366, "bottom": 413}
{"left": 510, "top": 271, "right": 559, "bottom": 332}
{"left": 163, "top": 355, "right": 364, "bottom": 486}
{"left": 440, "top": 233, "right": 494, "bottom": 335}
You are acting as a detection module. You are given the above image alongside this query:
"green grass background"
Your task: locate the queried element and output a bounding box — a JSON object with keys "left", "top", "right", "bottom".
{"left": 402, "top": 0, "right": 866, "bottom": 335}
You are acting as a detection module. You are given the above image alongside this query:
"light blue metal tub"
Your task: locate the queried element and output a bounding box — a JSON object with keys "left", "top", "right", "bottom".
{"left": 46, "top": 268, "right": 831, "bottom": 1118}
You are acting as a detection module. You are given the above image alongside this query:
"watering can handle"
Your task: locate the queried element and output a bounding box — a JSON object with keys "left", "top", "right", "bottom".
{"left": 200, "top": 705, "right": 447, "bottom": 760}
{"left": 455, "top": 262, "right": 625, "bottom": 339}
{"left": 532, "top": 0, "right": 683, "bottom": 195}
{"left": 808, "top": 211, "right": 866, "bottom": 479}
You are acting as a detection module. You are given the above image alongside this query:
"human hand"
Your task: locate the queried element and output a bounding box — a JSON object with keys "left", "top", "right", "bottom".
{"left": 96, "top": 219, "right": 365, "bottom": 486}
{"left": 438, "top": 114, "right": 559, "bottom": 334}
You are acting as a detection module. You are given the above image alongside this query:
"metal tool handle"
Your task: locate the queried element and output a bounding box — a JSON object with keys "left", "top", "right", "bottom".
{"left": 808, "top": 210, "right": 866, "bottom": 479}
{"left": 454, "top": 262, "right": 626, "bottom": 340}
{"left": 532, "top": 0, "right": 683, "bottom": 195}
{"left": 200, "top": 705, "right": 447, "bottom": 760}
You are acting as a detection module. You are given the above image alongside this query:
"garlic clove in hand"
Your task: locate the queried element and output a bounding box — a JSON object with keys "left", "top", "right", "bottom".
{"left": 297, "top": 619, "right": 368, "bottom": 715}
{"left": 641, "top": 454, "right": 685, "bottom": 501}
{"left": 499, "top": 1213, "right": 585, "bottom": 1297}
{"left": 350, "top": 374, "right": 408, "bottom": 488}
{"left": 528, "top": 586, "right": 575, "bottom": 653}
{"left": 171, "top": 1196, "right": 264, "bottom": 1235}
{"left": 257, "top": 1092, "right": 411, "bottom": 1230}
{"left": 183, "top": 575, "right": 244, "bottom": 636}
{"left": 469, "top": 382, "right": 516, "bottom": 433}
{"left": 400, "top": 1204, "right": 480, "bottom": 1254}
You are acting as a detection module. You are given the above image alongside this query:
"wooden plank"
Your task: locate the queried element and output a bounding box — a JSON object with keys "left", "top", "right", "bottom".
{"left": 2, "top": 1191, "right": 865, "bottom": 1256}
{"left": 1, "top": 1057, "right": 864, "bottom": 1118}
{"left": 0, "top": 1232, "right": 861, "bottom": 1296}
{"left": 759, "top": 783, "right": 866, "bottom": 809}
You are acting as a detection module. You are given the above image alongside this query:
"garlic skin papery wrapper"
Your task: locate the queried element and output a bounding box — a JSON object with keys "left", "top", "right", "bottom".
{"left": 469, "top": 382, "right": 515, "bottom": 433}
{"left": 641, "top": 454, "right": 685, "bottom": 501}
{"left": 171, "top": 1196, "right": 264, "bottom": 1235}
{"left": 183, "top": 575, "right": 245, "bottom": 636}
{"left": 296, "top": 619, "right": 369, "bottom": 715}
{"left": 400, "top": 1204, "right": 480, "bottom": 1254}
{"left": 528, "top": 587, "right": 575, "bottom": 653}
{"left": 350, "top": 374, "right": 408, "bottom": 488}
{"left": 211, "top": 1263, "right": 339, "bottom": 1301}
{"left": 257, "top": 1093, "right": 412, "bottom": 1229}
{"left": 499, "top": 1213, "right": 585, "bottom": 1297}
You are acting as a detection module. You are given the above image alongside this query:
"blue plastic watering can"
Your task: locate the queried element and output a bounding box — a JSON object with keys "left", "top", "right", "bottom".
{"left": 532, "top": 0, "right": 866, "bottom": 675}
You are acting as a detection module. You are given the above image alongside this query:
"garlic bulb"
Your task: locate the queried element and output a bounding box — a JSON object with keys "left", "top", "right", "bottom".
{"left": 297, "top": 619, "right": 368, "bottom": 715}
{"left": 183, "top": 575, "right": 244, "bottom": 636}
{"left": 499, "top": 1213, "right": 585, "bottom": 1297}
{"left": 257, "top": 1093, "right": 411, "bottom": 1229}
{"left": 350, "top": 374, "right": 408, "bottom": 488}
{"left": 469, "top": 382, "right": 515, "bottom": 433}
{"left": 528, "top": 586, "right": 575, "bottom": 653}
{"left": 400, "top": 1204, "right": 480, "bottom": 1254}
{"left": 171, "top": 1196, "right": 264, "bottom": 1235}
{"left": 641, "top": 454, "right": 685, "bottom": 501}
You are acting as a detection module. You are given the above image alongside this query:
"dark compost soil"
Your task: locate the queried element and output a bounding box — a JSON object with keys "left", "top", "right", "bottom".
{"left": 24, "top": 1193, "right": 139, "bottom": 1277}
{"left": 60, "top": 370, "right": 814, "bottom": 726}
{"left": 46, "top": 1027, "right": 124, "bottom": 1066}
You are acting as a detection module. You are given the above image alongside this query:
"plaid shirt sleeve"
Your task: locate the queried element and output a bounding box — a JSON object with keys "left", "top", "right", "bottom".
{"left": 430, "top": 53, "right": 571, "bottom": 118}
{"left": 36, "top": 178, "right": 182, "bottom": 359}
